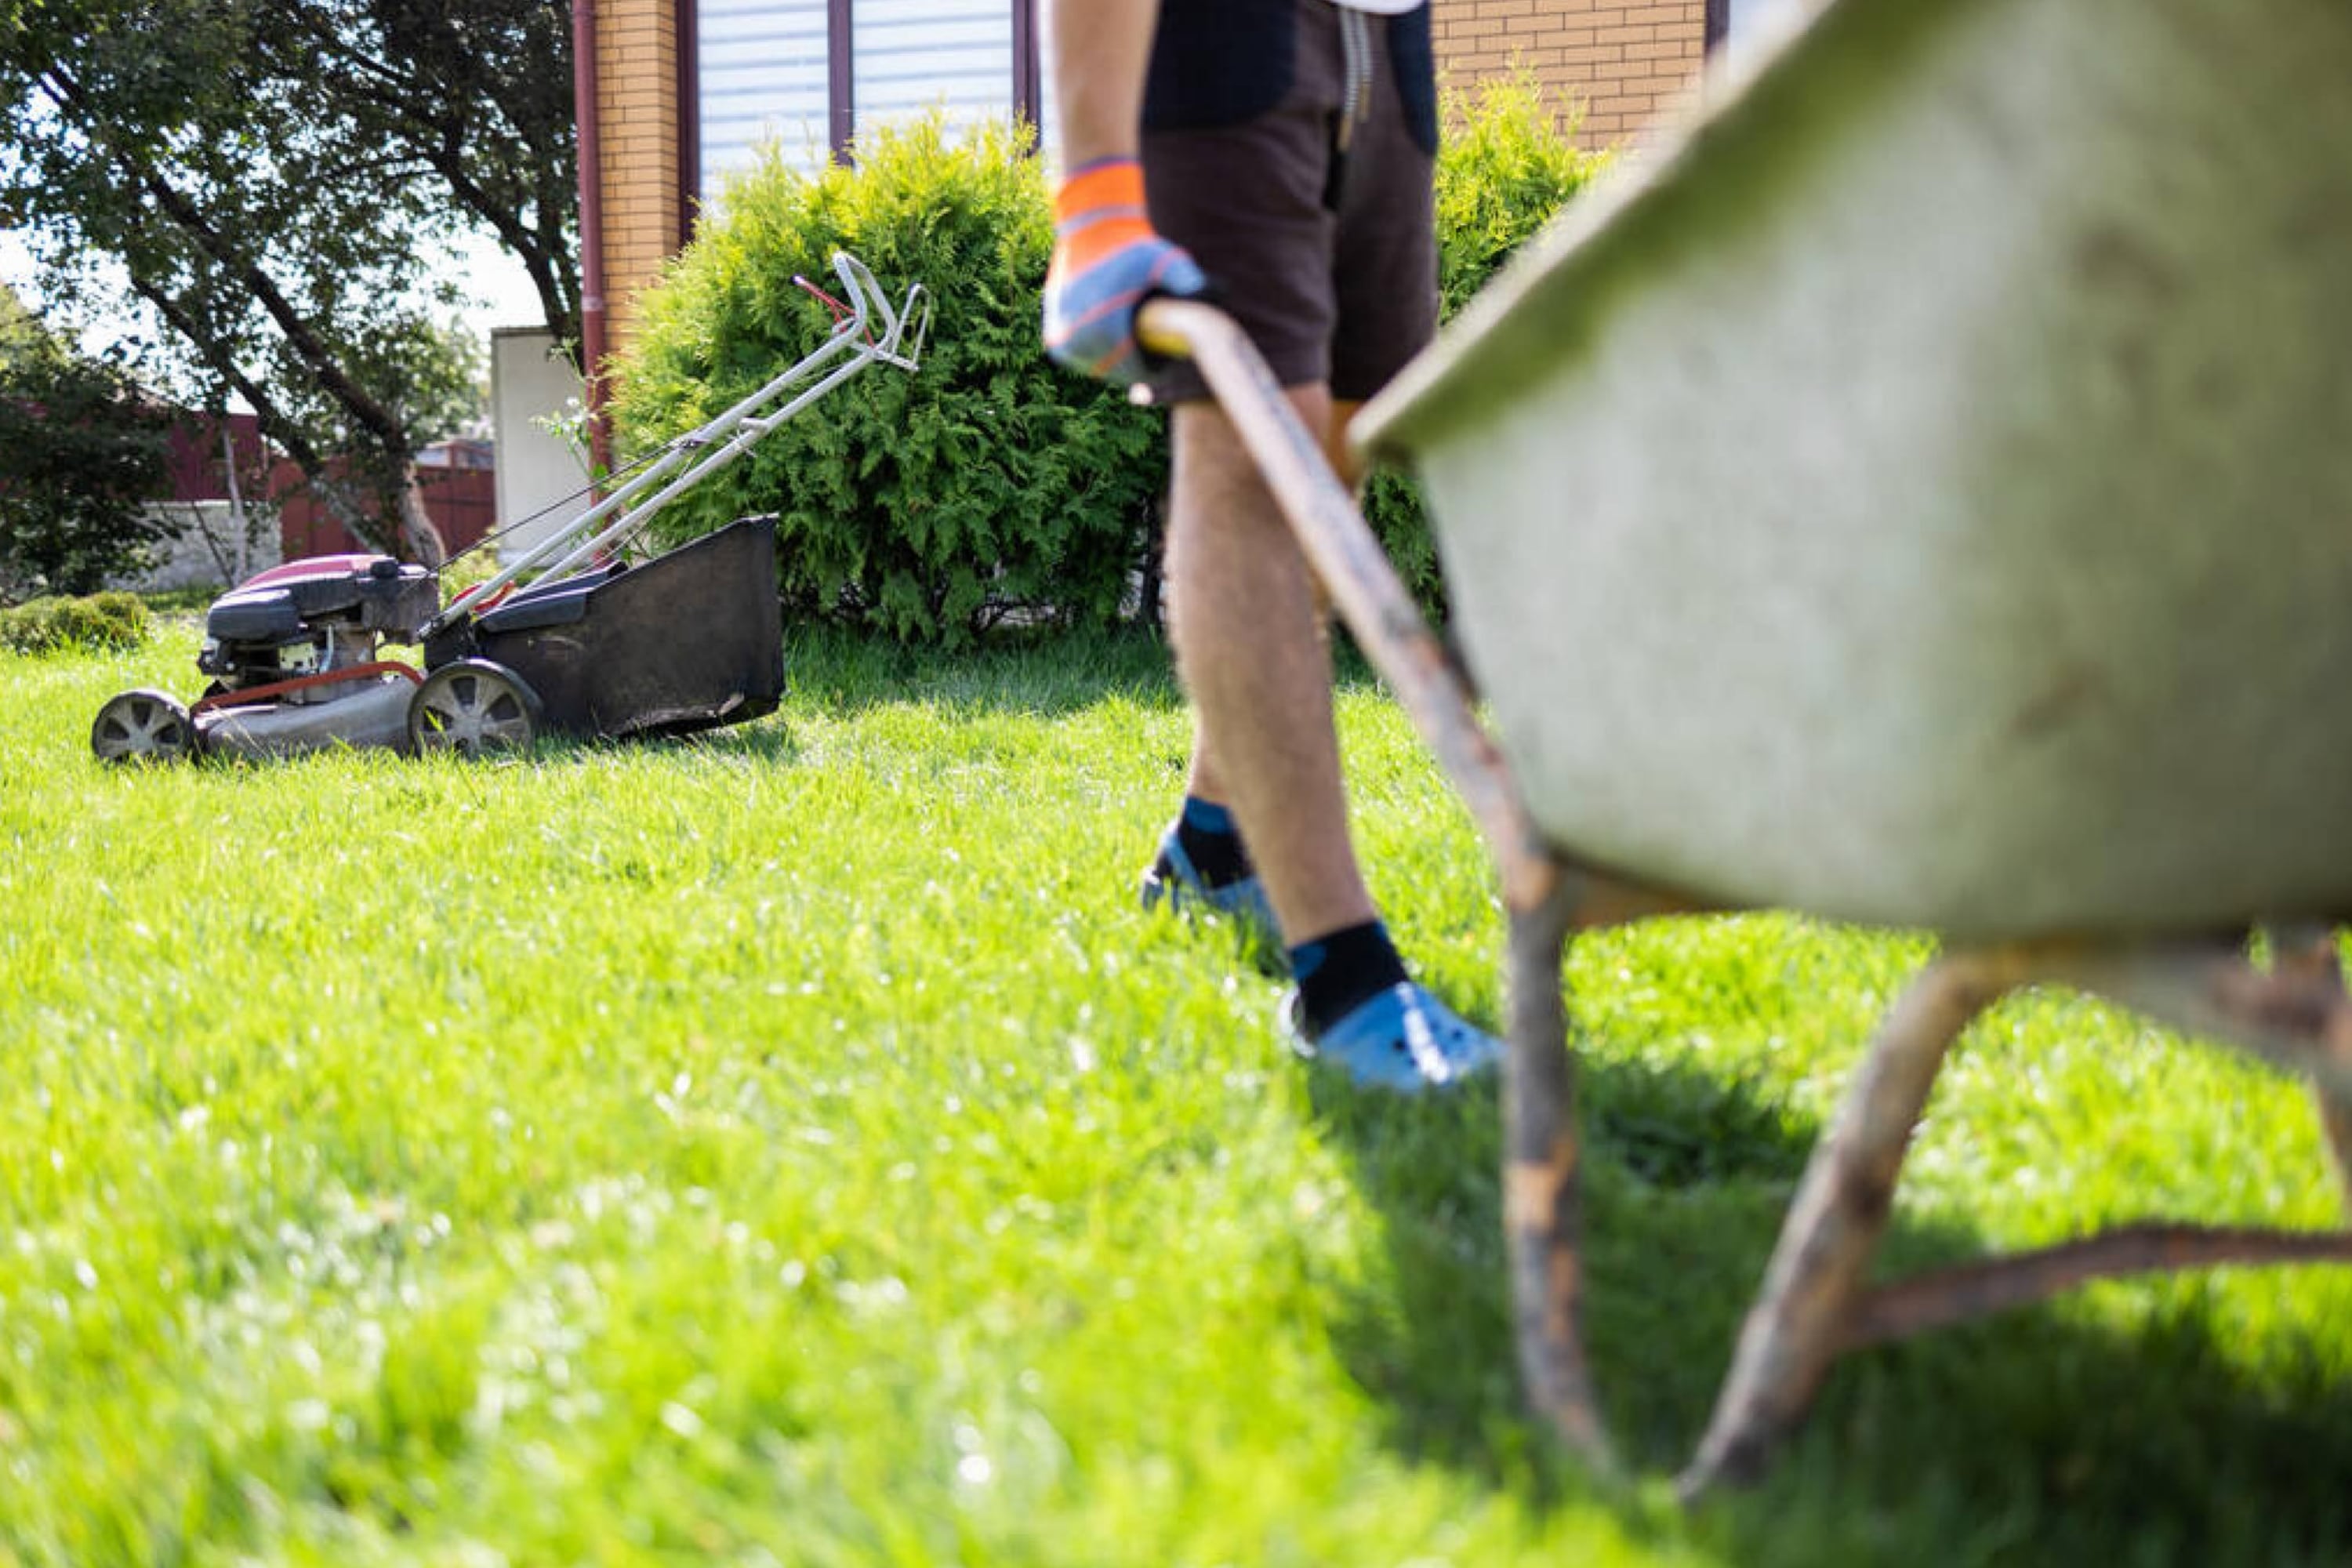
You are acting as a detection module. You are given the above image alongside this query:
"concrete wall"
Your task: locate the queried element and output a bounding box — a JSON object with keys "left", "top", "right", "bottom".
{"left": 492, "top": 328, "right": 593, "bottom": 561}
{"left": 118, "top": 501, "right": 282, "bottom": 593}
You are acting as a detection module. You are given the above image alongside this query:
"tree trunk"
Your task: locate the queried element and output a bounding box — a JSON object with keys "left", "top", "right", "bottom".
{"left": 398, "top": 473, "right": 448, "bottom": 568}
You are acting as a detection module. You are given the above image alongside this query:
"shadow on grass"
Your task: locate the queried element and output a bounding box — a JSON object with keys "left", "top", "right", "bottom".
{"left": 716, "top": 621, "right": 1392, "bottom": 731}
{"left": 358, "top": 624, "right": 1192, "bottom": 772}
{"left": 763, "top": 622, "right": 1195, "bottom": 720}
{"left": 1310, "top": 1042, "right": 2352, "bottom": 1566}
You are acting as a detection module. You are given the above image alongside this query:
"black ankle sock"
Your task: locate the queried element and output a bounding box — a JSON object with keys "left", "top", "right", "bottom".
{"left": 1163, "top": 795, "right": 1254, "bottom": 887}
{"left": 1290, "top": 920, "right": 1409, "bottom": 1035}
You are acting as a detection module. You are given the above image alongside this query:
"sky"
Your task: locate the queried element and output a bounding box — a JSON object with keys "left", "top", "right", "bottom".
{"left": 0, "top": 222, "right": 551, "bottom": 362}
{"left": 441, "top": 229, "right": 554, "bottom": 338}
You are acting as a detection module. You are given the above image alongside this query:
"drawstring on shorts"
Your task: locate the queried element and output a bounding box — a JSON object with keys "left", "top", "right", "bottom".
{"left": 1326, "top": 6, "right": 1376, "bottom": 209}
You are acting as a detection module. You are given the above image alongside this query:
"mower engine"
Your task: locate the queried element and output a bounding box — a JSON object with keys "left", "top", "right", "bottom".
{"left": 199, "top": 553, "right": 437, "bottom": 694}
{"left": 185, "top": 554, "right": 440, "bottom": 758}
{"left": 89, "top": 554, "right": 442, "bottom": 763}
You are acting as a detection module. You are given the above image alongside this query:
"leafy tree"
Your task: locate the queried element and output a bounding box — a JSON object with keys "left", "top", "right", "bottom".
{"left": 0, "top": 0, "right": 575, "bottom": 560}
{"left": 0, "top": 284, "right": 172, "bottom": 600}
{"left": 0, "top": 279, "right": 35, "bottom": 347}
{"left": 250, "top": 0, "right": 580, "bottom": 355}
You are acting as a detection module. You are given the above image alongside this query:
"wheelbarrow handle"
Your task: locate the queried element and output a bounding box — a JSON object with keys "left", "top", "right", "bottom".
{"left": 1136, "top": 296, "right": 1558, "bottom": 910}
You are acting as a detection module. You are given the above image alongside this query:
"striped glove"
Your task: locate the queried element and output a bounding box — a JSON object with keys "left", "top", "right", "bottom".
{"left": 1042, "top": 156, "right": 1207, "bottom": 385}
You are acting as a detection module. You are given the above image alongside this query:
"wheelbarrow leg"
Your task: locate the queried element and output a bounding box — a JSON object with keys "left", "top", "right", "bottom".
{"left": 1678, "top": 948, "right": 2023, "bottom": 1498}
{"left": 2270, "top": 927, "right": 2352, "bottom": 1214}
{"left": 1503, "top": 867, "right": 1613, "bottom": 1468}
{"left": 2321, "top": 1091, "right": 2352, "bottom": 1217}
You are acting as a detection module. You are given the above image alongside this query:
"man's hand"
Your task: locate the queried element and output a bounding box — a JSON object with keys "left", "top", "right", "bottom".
{"left": 1043, "top": 156, "right": 1207, "bottom": 385}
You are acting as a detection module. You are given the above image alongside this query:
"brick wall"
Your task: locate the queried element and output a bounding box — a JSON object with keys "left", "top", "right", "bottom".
{"left": 594, "top": 0, "right": 682, "bottom": 349}
{"left": 1431, "top": 0, "right": 1708, "bottom": 146}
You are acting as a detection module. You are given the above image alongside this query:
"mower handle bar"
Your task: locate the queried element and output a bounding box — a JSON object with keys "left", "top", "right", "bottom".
{"left": 424, "top": 252, "right": 929, "bottom": 640}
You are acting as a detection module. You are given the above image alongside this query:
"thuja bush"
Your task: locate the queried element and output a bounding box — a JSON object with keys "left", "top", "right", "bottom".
{"left": 612, "top": 115, "right": 1165, "bottom": 646}
{"left": 0, "top": 590, "right": 148, "bottom": 655}
{"left": 613, "top": 85, "right": 1601, "bottom": 644}
{"left": 1435, "top": 67, "right": 1613, "bottom": 315}
{"left": 1365, "top": 70, "right": 1613, "bottom": 620}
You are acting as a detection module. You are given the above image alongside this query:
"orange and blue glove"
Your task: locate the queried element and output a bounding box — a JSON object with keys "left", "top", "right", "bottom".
{"left": 1042, "top": 155, "right": 1208, "bottom": 386}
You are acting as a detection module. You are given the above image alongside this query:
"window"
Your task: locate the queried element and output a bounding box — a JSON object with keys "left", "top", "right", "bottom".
{"left": 699, "top": 0, "right": 833, "bottom": 191}
{"left": 1715, "top": 0, "right": 1810, "bottom": 68}
{"left": 695, "top": 0, "right": 1042, "bottom": 207}
{"left": 853, "top": 0, "right": 1014, "bottom": 138}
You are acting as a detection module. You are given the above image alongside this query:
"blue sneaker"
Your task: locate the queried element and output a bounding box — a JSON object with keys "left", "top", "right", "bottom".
{"left": 1286, "top": 982, "right": 1504, "bottom": 1092}
{"left": 1138, "top": 826, "right": 1285, "bottom": 967}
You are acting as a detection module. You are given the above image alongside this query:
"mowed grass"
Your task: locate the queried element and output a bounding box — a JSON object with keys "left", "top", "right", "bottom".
{"left": 2, "top": 618, "right": 2347, "bottom": 1566}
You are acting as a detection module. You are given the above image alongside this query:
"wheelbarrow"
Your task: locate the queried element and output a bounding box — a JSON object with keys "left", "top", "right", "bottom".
{"left": 1140, "top": 0, "right": 2352, "bottom": 1495}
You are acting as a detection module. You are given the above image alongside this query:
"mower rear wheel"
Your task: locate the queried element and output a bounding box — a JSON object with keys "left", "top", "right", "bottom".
{"left": 91, "top": 689, "right": 198, "bottom": 764}
{"left": 408, "top": 660, "right": 543, "bottom": 757}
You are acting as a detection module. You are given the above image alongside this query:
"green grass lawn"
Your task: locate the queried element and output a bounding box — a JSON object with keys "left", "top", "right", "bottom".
{"left": 2, "top": 619, "right": 2347, "bottom": 1566}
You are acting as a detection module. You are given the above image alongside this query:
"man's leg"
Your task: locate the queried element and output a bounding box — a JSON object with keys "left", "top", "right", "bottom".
{"left": 1163, "top": 386, "right": 1500, "bottom": 1091}
{"left": 1163, "top": 383, "right": 1374, "bottom": 947}
{"left": 1167, "top": 397, "right": 1366, "bottom": 918}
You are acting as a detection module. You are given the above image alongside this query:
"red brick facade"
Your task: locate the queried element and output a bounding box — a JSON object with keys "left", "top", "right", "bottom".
{"left": 594, "top": 0, "right": 686, "bottom": 349}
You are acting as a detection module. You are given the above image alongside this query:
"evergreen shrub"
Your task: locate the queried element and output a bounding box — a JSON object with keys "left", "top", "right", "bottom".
{"left": 611, "top": 78, "right": 1604, "bottom": 644}
{"left": 612, "top": 116, "right": 1165, "bottom": 646}
{"left": 0, "top": 590, "right": 149, "bottom": 655}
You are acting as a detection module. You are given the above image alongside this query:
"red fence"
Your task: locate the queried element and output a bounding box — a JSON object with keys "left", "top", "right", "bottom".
{"left": 163, "top": 412, "right": 269, "bottom": 504}
{"left": 273, "top": 459, "right": 497, "bottom": 561}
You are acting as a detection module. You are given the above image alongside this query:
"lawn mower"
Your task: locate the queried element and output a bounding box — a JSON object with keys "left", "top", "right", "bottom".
{"left": 91, "top": 252, "right": 927, "bottom": 764}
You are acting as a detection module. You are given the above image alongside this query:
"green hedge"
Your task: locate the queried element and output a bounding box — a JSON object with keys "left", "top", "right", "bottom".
{"left": 0, "top": 591, "right": 149, "bottom": 656}
{"left": 611, "top": 79, "right": 1605, "bottom": 644}
{"left": 612, "top": 117, "right": 1163, "bottom": 648}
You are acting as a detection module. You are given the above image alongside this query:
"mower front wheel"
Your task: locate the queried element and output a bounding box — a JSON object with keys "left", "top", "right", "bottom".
{"left": 408, "top": 660, "right": 543, "bottom": 757}
{"left": 91, "top": 689, "right": 198, "bottom": 764}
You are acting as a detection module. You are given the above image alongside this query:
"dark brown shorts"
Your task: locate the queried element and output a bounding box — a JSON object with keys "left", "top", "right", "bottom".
{"left": 1141, "top": 0, "right": 1440, "bottom": 405}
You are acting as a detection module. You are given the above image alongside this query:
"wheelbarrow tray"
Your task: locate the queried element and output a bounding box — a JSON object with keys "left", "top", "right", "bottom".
{"left": 1356, "top": 0, "right": 2352, "bottom": 939}
{"left": 426, "top": 514, "right": 786, "bottom": 742}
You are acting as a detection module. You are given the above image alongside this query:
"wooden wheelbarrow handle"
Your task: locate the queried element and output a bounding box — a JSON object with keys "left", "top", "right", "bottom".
{"left": 1136, "top": 296, "right": 1559, "bottom": 909}
{"left": 1141, "top": 297, "right": 1621, "bottom": 1469}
